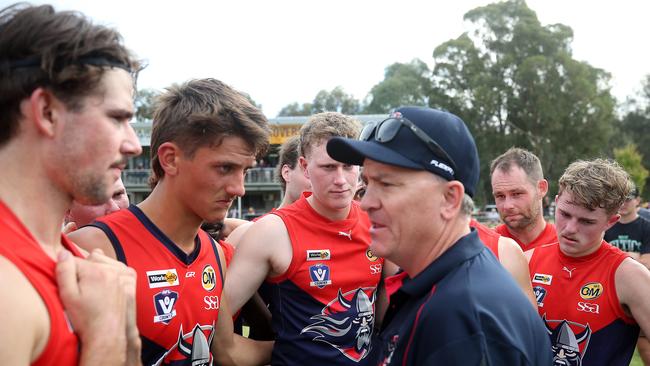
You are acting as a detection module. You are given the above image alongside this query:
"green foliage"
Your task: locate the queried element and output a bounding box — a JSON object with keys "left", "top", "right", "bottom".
{"left": 614, "top": 144, "right": 649, "bottom": 196}
{"left": 364, "top": 59, "right": 431, "bottom": 113}
{"left": 427, "top": 0, "right": 616, "bottom": 204}
{"left": 278, "top": 86, "right": 361, "bottom": 117}
{"left": 134, "top": 88, "right": 160, "bottom": 122}
{"left": 618, "top": 75, "right": 650, "bottom": 198}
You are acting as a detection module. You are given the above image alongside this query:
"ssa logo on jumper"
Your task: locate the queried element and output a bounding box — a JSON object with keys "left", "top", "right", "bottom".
{"left": 309, "top": 264, "right": 332, "bottom": 288}
{"left": 153, "top": 289, "right": 178, "bottom": 324}
{"left": 147, "top": 269, "right": 179, "bottom": 288}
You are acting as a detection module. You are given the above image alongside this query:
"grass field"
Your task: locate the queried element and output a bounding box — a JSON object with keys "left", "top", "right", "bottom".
{"left": 632, "top": 350, "right": 644, "bottom": 366}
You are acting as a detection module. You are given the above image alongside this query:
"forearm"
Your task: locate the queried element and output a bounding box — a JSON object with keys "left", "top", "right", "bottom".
{"left": 79, "top": 330, "right": 127, "bottom": 366}
{"left": 215, "top": 336, "right": 273, "bottom": 366}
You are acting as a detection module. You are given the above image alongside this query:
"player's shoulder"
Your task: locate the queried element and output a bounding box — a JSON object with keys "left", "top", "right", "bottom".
{"left": 0, "top": 255, "right": 49, "bottom": 363}
{"left": 67, "top": 225, "right": 115, "bottom": 259}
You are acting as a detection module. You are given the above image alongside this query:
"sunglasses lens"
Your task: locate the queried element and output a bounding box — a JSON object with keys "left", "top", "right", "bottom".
{"left": 375, "top": 118, "right": 402, "bottom": 143}
{"left": 359, "top": 122, "right": 376, "bottom": 141}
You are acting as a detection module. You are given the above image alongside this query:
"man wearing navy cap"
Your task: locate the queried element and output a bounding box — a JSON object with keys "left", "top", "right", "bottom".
{"left": 327, "top": 106, "right": 551, "bottom": 365}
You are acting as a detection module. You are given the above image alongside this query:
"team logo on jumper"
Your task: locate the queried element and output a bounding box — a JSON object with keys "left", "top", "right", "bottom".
{"left": 366, "top": 249, "right": 378, "bottom": 262}
{"left": 147, "top": 268, "right": 179, "bottom": 288}
{"left": 202, "top": 264, "right": 216, "bottom": 291}
{"left": 309, "top": 264, "right": 332, "bottom": 288}
{"left": 532, "top": 273, "right": 553, "bottom": 285}
{"left": 302, "top": 288, "right": 376, "bottom": 362}
{"left": 153, "top": 290, "right": 178, "bottom": 324}
{"left": 307, "top": 249, "right": 331, "bottom": 261}
{"left": 577, "top": 302, "right": 600, "bottom": 314}
{"left": 154, "top": 323, "right": 215, "bottom": 366}
{"left": 543, "top": 315, "right": 591, "bottom": 366}
{"left": 533, "top": 286, "right": 547, "bottom": 307}
{"left": 579, "top": 282, "right": 603, "bottom": 300}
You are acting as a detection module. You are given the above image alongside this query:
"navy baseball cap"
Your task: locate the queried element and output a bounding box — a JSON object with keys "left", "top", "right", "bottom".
{"left": 326, "top": 106, "right": 480, "bottom": 197}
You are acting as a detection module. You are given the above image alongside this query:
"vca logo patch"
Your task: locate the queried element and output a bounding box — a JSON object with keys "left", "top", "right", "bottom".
{"left": 309, "top": 264, "right": 332, "bottom": 289}
{"left": 153, "top": 290, "right": 178, "bottom": 324}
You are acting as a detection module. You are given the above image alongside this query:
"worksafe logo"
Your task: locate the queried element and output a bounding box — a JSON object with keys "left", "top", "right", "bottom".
{"left": 579, "top": 282, "right": 603, "bottom": 300}
{"left": 532, "top": 273, "right": 553, "bottom": 285}
{"left": 307, "top": 249, "right": 331, "bottom": 261}
{"left": 147, "top": 269, "right": 179, "bottom": 288}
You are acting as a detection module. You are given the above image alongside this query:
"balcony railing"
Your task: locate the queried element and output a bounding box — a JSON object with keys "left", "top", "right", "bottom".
{"left": 122, "top": 167, "right": 278, "bottom": 187}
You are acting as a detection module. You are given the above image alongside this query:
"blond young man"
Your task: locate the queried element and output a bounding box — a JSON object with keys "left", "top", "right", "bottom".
{"left": 526, "top": 159, "right": 650, "bottom": 365}
{"left": 225, "top": 112, "right": 383, "bottom": 365}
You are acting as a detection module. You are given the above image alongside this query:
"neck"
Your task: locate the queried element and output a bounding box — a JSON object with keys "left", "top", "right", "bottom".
{"left": 138, "top": 183, "right": 202, "bottom": 254}
{"left": 507, "top": 214, "right": 546, "bottom": 245}
{"left": 306, "top": 194, "right": 351, "bottom": 221}
{"left": 0, "top": 141, "right": 69, "bottom": 258}
{"left": 404, "top": 216, "right": 470, "bottom": 277}
{"left": 619, "top": 212, "right": 638, "bottom": 224}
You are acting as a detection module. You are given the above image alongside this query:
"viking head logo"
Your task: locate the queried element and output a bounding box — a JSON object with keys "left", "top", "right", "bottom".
{"left": 301, "top": 288, "right": 376, "bottom": 362}
{"left": 153, "top": 323, "right": 214, "bottom": 366}
{"left": 543, "top": 315, "right": 591, "bottom": 366}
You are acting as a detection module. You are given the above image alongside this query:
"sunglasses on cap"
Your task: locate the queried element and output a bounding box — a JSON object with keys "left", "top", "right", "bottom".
{"left": 359, "top": 117, "right": 458, "bottom": 177}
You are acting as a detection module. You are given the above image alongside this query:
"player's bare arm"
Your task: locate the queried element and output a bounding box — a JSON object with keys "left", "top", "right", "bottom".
{"left": 224, "top": 214, "right": 293, "bottom": 313}
{"left": 498, "top": 236, "right": 537, "bottom": 306}
{"left": 211, "top": 244, "right": 273, "bottom": 365}
{"left": 615, "top": 258, "right": 650, "bottom": 335}
{"left": 0, "top": 256, "right": 49, "bottom": 366}
{"left": 68, "top": 226, "right": 118, "bottom": 260}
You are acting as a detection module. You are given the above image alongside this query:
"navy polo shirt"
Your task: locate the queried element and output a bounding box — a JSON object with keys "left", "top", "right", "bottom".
{"left": 374, "top": 230, "right": 552, "bottom": 365}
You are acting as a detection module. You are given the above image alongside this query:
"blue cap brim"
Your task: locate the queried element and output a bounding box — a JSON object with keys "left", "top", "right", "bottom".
{"left": 327, "top": 137, "right": 424, "bottom": 171}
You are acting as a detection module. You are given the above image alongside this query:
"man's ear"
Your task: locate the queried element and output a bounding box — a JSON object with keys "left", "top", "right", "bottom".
{"left": 22, "top": 87, "right": 60, "bottom": 138}
{"left": 538, "top": 179, "right": 549, "bottom": 197}
{"left": 299, "top": 156, "right": 309, "bottom": 180}
{"left": 281, "top": 164, "right": 292, "bottom": 183}
{"left": 157, "top": 142, "right": 181, "bottom": 177}
{"left": 605, "top": 213, "right": 621, "bottom": 231}
{"left": 440, "top": 181, "right": 465, "bottom": 220}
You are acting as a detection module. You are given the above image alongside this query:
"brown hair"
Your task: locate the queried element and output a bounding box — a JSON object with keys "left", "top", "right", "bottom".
{"left": 275, "top": 135, "right": 301, "bottom": 192}
{"left": 149, "top": 78, "right": 270, "bottom": 187}
{"left": 558, "top": 159, "right": 632, "bottom": 215}
{"left": 299, "top": 112, "right": 361, "bottom": 158}
{"left": 0, "top": 3, "right": 140, "bottom": 147}
{"left": 490, "top": 147, "right": 544, "bottom": 184}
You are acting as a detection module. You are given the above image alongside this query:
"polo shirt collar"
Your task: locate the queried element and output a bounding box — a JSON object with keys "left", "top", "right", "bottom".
{"left": 399, "top": 230, "right": 483, "bottom": 297}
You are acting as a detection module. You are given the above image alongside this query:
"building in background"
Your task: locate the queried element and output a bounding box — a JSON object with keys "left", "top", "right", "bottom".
{"left": 125, "top": 115, "right": 385, "bottom": 217}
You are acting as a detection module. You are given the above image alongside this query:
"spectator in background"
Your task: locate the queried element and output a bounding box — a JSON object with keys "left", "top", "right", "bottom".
{"left": 491, "top": 147, "right": 557, "bottom": 250}
{"left": 606, "top": 184, "right": 650, "bottom": 365}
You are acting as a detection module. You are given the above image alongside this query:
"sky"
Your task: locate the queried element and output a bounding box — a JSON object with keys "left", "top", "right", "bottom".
{"left": 10, "top": 0, "right": 650, "bottom": 117}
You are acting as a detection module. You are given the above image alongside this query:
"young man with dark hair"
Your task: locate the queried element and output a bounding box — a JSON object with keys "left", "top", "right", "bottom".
{"left": 526, "top": 159, "right": 650, "bottom": 365}
{"left": 327, "top": 107, "right": 550, "bottom": 364}
{"left": 491, "top": 147, "right": 557, "bottom": 250}
{"left": 0, "top": 3, "right": 142, "bottom": 365}
{"left": 70, "top": 78, "right": 272, "bottom": 365}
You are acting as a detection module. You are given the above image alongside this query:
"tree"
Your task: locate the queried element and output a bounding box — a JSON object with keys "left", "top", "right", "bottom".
{"left": 364, "top": 59, "right": 431, "bottom": 114}
{"left": 614, "top": 144, "right": 649, "bottom": 196}
{"left": 619, "top": 75, "right": 650, "bottom": 197}
{"left": 278, "top": 86, "right": 361, "bottom": 117}
{"left": 428, "top": 0, "right": 616, "bottom": 203}
{"left": 134, "top": 88, "right": 160, "bottom": 122}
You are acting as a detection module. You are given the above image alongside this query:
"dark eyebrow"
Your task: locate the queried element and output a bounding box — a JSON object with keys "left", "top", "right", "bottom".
{"left": 108, "top": 108, "right": 134, "bottom": 120}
